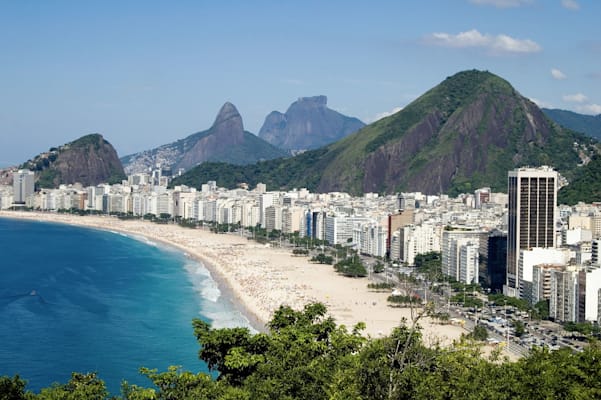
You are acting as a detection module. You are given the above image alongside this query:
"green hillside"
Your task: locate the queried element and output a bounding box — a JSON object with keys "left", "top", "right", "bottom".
{"left": 559, "top": 154, "right": 601, "bottom": 205}
{"left": 543, "top": 108, "right": 601, "bottom": 140}
{"left": 173, "top": 70, "right": 596, "bottom": 195}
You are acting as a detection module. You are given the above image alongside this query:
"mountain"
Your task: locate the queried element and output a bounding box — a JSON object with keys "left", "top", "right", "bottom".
{"left": 121, "top": 102, "right": 287, "bottom": 174}
{"left": 258, "top": 96, "right": 365, "bottom": 151}
{"left": 20, "top": 134, "right": 126, "bottom": 188}
{"left": 542, "top": 108, "right": 601, "bottom": 140}
{"left": 171, "top": 70, "right": 596, "bottom": 196}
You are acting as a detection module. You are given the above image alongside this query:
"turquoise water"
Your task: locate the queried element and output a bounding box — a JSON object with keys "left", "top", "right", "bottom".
{"left": 0, "top": 217, "right": 251, "bottom": 395}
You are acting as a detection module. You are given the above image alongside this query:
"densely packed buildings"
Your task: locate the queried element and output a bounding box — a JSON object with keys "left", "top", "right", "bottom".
{"left": 3, "top": 165, "right": 601, "bottom": 324}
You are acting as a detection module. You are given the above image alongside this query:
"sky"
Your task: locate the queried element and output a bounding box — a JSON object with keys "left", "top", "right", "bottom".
{"left": 1, "top": 0, "right": 600, "bottom": 167}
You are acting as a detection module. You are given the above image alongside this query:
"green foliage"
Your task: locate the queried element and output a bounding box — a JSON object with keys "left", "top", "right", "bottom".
{"left": 387, "top": 294, "right": 421, "bottom": 307}
{"left": 36, "top": 372, "right": 108, "bottom": 400}
{"left": 169, "top": 148, "right": 328, "bottom": 192}
{"left": 36, "top": 169, "right": 60, "bottom": 189}
{"left": 291, "top": 248, "right": 309, "bottom": 256}
{"left": 543, "top": 108, "right": 601, "bottom": 140}
{"left": 563, "top": 321, "right": 601, "bottom": 336}
{"left": 6, "top": 303, "right": 601, "bottom": 399}
{"left": 373, "top": 261, "right": 385, "bottom": 273}
{"left": 0, "top": 375, "right": 29, "bottom": 400}
{"left": 533, "top": 299, "right": 550, "bottom": 320}
{"left": 559, "top": 154, "right": 601, "bottom": 205}
{"left": 470, "top": 324, "right": 489, "bottom": 341}
{"left": 488, "top": 293, "right": 530, "bottom": 311}
{"left": 333, "top": 257, "right": 367, "bottom": 277}
{"left": 310, "top": 253, "right": 333, "bottom": 264}
{"left": 367, "top": 282, "right": 394, "bottom": 291}
{"left": 450, "top": 293, "right": 483, "bottom": 308}
{"left": 512, "top": 320, "right": 526, "bottom": 338}
{"left": 414, "top": 251, "right": 443, "bottom": 281}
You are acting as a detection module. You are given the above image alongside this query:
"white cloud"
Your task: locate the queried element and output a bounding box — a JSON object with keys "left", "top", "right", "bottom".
{"left": 575, "top": 104, "right": 601, "bottom": 115}
{"left": 551, "top": 68, "right": 567, "bottom": 80}
{"left": 469, "top": 0, "right": 532, "bottom": 8}
{"left": 426, "top": 29, "right": 541, "bottom": 54}
{"left": 563, "top": 93, "right": 588, "bottom": 103}
{"left": 372, "top": 107, "right": 403, "bottom": 122}
{"left": 561, "top": 0, "right": 580, "bottom": 10}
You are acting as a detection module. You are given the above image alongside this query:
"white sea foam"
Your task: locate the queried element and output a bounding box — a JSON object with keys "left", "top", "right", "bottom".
{"left": 201, "top": 308, "right": 256, "bottom": 332}
{"left": 184, "top": 262, "right": 221, "bottom": 302}
{"left": 182, "top": 260, "right": 254, "bottom": 331}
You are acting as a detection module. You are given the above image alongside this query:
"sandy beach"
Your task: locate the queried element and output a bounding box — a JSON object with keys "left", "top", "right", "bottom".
{"left": 0, "top": 211, "right": 467, "bottom": 347}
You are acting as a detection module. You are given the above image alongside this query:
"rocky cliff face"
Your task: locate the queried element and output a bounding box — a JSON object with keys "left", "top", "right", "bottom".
{"left": 121, "top": 102, "right": 287, "bottom": 174}
{"left": 177, "top": 102, "right": 246, "bottom": 171}
{"left": 258, "top": 96, "right": 365, "bottom": 151}
{"left": 21, "top": 134, "right": 126, "bottom": 188}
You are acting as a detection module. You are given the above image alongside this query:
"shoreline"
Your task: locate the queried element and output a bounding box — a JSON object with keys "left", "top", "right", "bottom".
{"left": 0, "top": 211, "right": 468, "bottom": 346}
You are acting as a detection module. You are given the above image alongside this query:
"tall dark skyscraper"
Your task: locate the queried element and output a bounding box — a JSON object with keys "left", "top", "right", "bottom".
{"left": 506, "top": 167, "right": 558, "bottom": 297}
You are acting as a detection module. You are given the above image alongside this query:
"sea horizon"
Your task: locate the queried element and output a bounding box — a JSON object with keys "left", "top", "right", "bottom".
{"left": 0, "top": 217, "right": 253, "bottom": 395}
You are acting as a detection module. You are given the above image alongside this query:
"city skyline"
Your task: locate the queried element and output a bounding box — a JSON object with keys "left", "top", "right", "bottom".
{"left": 1, "top": 0, "right": 600, "bottom": 167}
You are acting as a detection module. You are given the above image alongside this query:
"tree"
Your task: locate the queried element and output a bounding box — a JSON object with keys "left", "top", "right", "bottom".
{"left": 533, "top": 299, "right": 549, "bottom": 320}
{"left": 513, "top": 320, "right": 526, "bottom": 338}
{"left": 0, "top": 375, "right": 28, "bottom": 400}
{"left": 310, "top": 253, "right": 333, "bottom": 264}
{"left": 373, "top": 261, "right": 385, "bottom": 273}
{"left": 36, "top": 372, "right": 108, "bottom": 400}
{"left": 7, "top": 303, "right": 601, "bottom": 399}
{"left": 470, "top": 324, "right": 488, "bottom": 341}
{"left": 333, "top": 257, "right": 367, "bottom": 278}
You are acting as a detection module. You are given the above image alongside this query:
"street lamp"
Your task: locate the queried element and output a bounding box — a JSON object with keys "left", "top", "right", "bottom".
{"left": 504, "top": 299, "right": 509, "bottom": 346}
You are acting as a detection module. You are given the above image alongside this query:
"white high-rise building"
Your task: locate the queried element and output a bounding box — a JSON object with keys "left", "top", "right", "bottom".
{"left": 13, "top": 169, "right": 35, "bottom": 205}
{"left": 398, "top": 224, "right": 441, "bottom": 265}
{"left": 579, "top": 267, "right": 601, "bottom": 322}
{"left": 459, "top": 241, "right": 479, "bottom": 284}
{"left": 259, "top": 192, "right": 276, "bottom": 228}
{"left": 265, "top": 205, "right": 283, "bottom": 232}
{"left": 325, "top": 214, "right": 353, "bottom": 245}
{"left": 549, "top": 266, "right": 580, "bottom": 322}
{"left": 442, "top": 229, "right": 483, "bottom": 279}
{"left": 507, "top": 166, "right": 558, "bottom": 297}
{"left": 518, "top": 247, "right": 569, "bottom": 301}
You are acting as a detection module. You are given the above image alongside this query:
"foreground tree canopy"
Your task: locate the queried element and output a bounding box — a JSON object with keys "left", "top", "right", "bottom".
{"left": 2, "top": 302, "right": 601, "bottom": 399}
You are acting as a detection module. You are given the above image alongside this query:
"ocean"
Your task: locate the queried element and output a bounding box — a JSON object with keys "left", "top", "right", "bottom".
{"left": 0, "top": 217, "right": 252, "bottom": 395}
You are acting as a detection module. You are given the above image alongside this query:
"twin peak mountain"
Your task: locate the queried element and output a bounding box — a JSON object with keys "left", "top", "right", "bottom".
{"left": 121, "top": 96, "right": 364, "bottom": 175}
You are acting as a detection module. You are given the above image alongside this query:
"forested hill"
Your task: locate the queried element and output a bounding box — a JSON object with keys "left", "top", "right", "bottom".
{"left": 172, "top": 70, "right": 596, "bottom": 195}
{"left": 559, "top": 153, "right": 601, "bottom": 205}
{"left": 543, "top": 108, "right": 601, "bottom": 141}
{"left": 19, "top": 133, "right": 126, "bottom": 188}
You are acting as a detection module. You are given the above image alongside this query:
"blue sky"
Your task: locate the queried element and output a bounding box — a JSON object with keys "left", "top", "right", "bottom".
{"left": 1, "top": 0, "right": 600, "bottom": 167}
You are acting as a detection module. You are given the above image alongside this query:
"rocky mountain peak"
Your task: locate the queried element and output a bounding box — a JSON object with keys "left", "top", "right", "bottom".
{"left": 212, "top": 102, "right": 244, "bottom": 136}
{"left": 294, "top": 95, "right": 327, "bottom": 107}
{"left": 258, "top": 96, "right": 365, "bottom": 151}
{"left": 214, "top": 102, "right": 241, "bottom": 124}
{"left": 20, "top": 133, "right": 126, "bottom": 188}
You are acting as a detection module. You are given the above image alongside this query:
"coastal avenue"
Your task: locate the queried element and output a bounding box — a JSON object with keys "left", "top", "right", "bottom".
{"left": 364, "top": 258, "right": 552, "bottom": 359}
